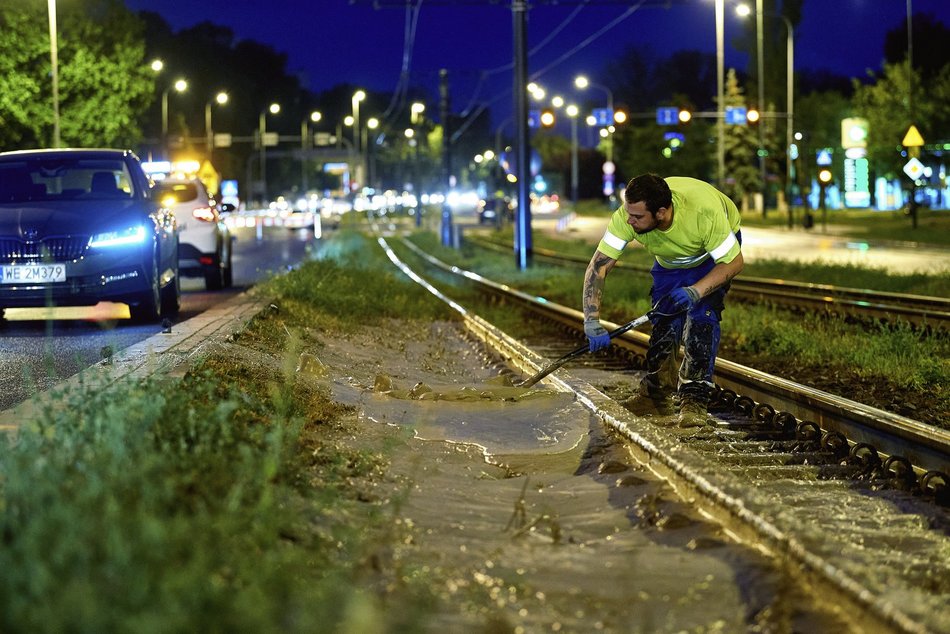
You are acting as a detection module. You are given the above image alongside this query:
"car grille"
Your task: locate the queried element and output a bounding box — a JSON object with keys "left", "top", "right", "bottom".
{"left": 0, "top": 236, "right": 89, "bottom": 263}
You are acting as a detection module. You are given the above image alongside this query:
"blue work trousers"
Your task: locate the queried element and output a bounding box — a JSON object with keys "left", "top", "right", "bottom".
{"left": 642, "top": 233, "right": 740, "bottom": 404}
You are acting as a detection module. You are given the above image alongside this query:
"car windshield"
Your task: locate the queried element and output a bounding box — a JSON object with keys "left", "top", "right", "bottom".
{"left": 0, "top": 158, "right": 135, "bottom": 203}
{"left": 154, "top": 182, "right": 199, "bottom": 204}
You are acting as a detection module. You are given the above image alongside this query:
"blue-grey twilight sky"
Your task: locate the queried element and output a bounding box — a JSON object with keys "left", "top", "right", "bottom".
{"left": 125, "top": 0, "right": 949, "bottom": 125}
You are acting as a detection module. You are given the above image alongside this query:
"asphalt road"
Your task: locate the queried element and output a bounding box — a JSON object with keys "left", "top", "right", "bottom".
{"left": 0, "top": 224, "right": 319, "bottom": 412}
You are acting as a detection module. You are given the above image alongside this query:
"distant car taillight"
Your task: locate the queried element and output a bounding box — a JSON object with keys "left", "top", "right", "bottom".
{"left": 192, "top": 207, "right": 216, "bottom": 222}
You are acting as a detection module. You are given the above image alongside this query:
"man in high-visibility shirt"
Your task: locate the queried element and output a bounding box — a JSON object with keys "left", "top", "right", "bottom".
{"left": 582, "top": 173, "right": 744, "bottom": 426}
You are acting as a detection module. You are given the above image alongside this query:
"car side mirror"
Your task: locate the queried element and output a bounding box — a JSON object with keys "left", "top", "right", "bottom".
{"left": 220, "top": 203, "right": 236, "bottom": 213}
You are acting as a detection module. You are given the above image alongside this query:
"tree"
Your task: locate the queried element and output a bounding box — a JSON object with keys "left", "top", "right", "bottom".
{"left": 719, "top": 69, "right": 760, "bottom": 207}
{"left": 851, "top": 62, "right": 925, "bottom": 179}
{"left": 0, "top": 0, "right": 154, "bottom": 150}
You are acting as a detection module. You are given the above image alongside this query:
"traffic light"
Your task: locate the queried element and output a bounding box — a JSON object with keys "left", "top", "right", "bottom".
{"left": 678, "top": 109, "right": 692, "bottom": 124}
{"left": 818, "top": 168, "right": 833, "bottom": 185}
{"left": 746, "top": 109, "right": 761, "bottom": 124}
{"left": 613, "top": 109, "right": 628, "bottom": 125}
{"left": 540, "top": 109, "right": 555, "bottom": 128}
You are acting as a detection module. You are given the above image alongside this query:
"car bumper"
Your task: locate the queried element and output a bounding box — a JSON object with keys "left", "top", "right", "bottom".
{"left": 0, "top": 251, "right": 152, "bottom": 308}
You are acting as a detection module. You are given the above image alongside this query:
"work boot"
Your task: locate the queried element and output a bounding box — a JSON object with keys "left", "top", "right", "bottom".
{"left": 677, "top": 398, "right": 709, "bottom": 428}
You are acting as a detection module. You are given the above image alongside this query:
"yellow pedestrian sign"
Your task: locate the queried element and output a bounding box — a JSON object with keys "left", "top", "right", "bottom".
{"left": 902, "top": 125, "right": 924, "bottom": 147}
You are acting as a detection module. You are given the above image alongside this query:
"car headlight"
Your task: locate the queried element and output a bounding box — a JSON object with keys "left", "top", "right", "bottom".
{"left": 88, "top": 225, "right": 148, "bottom": 248}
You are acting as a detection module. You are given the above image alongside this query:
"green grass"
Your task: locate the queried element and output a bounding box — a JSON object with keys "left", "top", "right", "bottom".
{"left": 0, "top": 230, "right": 459, "bottom": 632}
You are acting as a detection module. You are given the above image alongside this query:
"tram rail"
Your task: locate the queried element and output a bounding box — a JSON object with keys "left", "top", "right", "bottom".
{"left": 375, "top": 230, "right": 950, "bottom": 634}
{"left": 467, "top": 234, "right": 950, "bottom": 330}
{"left": 399, "top": 237, "right": 949, "bottom": 490}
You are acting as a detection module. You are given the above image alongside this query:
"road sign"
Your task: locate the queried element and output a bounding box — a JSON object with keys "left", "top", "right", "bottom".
{"left": 903, "top": 157, "right": 925, "bottom": 180}
{"left": 314, "top": 132, "right": 334, "bottom": 146}
{"left": 262, "top": 132, "right": 279, "bottom": 147}
{"left": 656, "top": 107, "right": 679, "bottom": 125}
{"left": 592, "top": 108, "right": 613, "bottom": 126}
{"left": 902, "top": 125, "right": 924, "bottom": 147}
{"left": 725, "top": 106, "right": 747, "bottom": 125}
{"left": 816, "top": 148, "right": 833, "bottom": 166}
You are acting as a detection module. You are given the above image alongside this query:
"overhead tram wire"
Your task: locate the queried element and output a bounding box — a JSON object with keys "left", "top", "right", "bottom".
{"left": 458, "top": 0, "right": 590, "bottom": 118}
{"left": 382, "top": 0, "right": 424, "bottom": 121}
{"left": 453, "top": 0, "right": 650, "bottom": 141}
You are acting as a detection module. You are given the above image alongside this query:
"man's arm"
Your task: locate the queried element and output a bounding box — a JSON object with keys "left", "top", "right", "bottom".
{"left": 692, "top": 251, "right": 744, "bottom": 298}
{"left": 582, "top": 249, "right": 618, "bottom": 321}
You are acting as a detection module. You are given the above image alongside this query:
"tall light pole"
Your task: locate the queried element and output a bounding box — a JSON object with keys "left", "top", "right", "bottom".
{"left": 351, "top": 90, "right": 365, "bottom": 153}
{"left": 47, "top": 0, "right": 60, "bottom": 148}
{"left": 205, "top": 91, "right": 228, "bottom": 164}
{"left": 161, "top": 78, "right": 188, "bottom": 154}
{"left": 301, "top": 110, "right": 321, "bottom": 193}
{"left": 364, "top": 117, "right": 379, "bottom": 188}
{"left": 258, "top": 102, "right": 280, "bottom": 206}
{"left": 715, "top": 0, "right": 725, "bottom": 187}
{"left": 566, "top": 104, "right": 579, "bottom": 206}
{"left": 574, "top": 75, "right": 614, "bottom": 163}
{"left": 738, "top": 3, "right": 794, "bottom": 222}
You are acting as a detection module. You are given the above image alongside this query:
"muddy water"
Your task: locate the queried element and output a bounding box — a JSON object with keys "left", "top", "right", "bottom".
{"left": 311, "top": 320, "right": 845, "bottom": 631}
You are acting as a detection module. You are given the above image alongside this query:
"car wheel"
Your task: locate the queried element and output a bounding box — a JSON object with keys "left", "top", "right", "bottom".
{"left": 222, "top": 244, "right": 233, "bottom": 288}
{"left": 130, "top": 248, "right": 161, "bottom": 323}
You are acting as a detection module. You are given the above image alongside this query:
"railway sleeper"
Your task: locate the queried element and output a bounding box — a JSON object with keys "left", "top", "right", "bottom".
{"left": 706, "top": 385, "right": 949, "bottom": 505}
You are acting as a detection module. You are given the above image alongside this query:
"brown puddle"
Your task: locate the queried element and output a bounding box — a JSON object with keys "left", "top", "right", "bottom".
{"left": 305, "top": 325, "right": 849, "bottom": 632}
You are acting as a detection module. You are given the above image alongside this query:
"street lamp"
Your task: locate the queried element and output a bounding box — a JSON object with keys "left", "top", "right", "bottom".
{"left": 47, "top": 0, "right": 60, "bottom": 148}
{"left": 714, "top": 0, "right": 726, "bottom": 187}
{"left": 364, "top": 117, "right": 379, "bottom": 188}
{"left": 352, "top": 90, "right": 365, "bottom": 153}
{"left": 161, "top": 78, "right": 188, "bottom": 150}
{"left": 574, "top": 75, "right": 615, "bottom": 163}
{"left": 738, "top": 3, "right": 795, "bottom": 221}
{"left": 259, "top": 102, "right": 280, "bottom": 205}
{"left": 205, "top": 91, "right": 228, "bottom": 162}
{"left": 301, "top": 110, "right": 322, "bottom": 193}
{"left": 566, "top": 104, "right": 579, "bottom": 205}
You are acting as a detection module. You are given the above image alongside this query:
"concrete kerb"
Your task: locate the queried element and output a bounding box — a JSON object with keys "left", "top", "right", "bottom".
{"left": 0, "top": 291, "right": 272, "bottom": 435}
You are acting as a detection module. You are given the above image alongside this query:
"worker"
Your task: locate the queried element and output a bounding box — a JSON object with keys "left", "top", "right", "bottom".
{"left": 581, "top": 174, "right": 744, "bottom": 426}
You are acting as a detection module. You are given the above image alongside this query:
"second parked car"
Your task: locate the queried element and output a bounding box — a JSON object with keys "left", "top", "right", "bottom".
{"left": 153, "top": 177, "right": 233, "bottom": 290}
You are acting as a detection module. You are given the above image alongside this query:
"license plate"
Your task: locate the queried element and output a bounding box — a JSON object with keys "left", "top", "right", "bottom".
{"left": 1, "top": 264, "right": 67, "bottom": 284}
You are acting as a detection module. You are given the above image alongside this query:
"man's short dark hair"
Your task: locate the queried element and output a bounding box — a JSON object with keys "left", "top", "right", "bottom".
{"left": 624, "top": 174, "right": 671, "bottom": 215}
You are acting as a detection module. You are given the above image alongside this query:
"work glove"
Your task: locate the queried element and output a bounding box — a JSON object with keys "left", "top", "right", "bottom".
{"left": 655, "top": 286, "right": 700, "bottom": 316}
{"left": 584, "top": 319, "right": 611, "bottom": 352}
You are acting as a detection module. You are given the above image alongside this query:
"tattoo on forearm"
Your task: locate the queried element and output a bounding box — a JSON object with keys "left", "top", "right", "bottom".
{"left": 583, "top": 253, "right": 613, "bottom": 319}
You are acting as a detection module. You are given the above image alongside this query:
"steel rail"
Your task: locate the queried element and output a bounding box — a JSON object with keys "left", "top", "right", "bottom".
{"left": 466, "top": 234, "right": 950, "bottom": 329}
{"left": 400, "top": 237, "right": 950, "bottom": 480}
{"left": 382, "top": 233, "right": 949, "bottom": 634}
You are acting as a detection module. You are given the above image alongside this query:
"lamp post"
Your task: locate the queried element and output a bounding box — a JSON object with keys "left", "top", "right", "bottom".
{"left": 574, "top": 75, "right": 614, "bottom": 163}
{"left": 566, "top": 104, "right": 579, "bottom": 206}
{"left": 205, "top": 91, "right": 228, "bottom": 163}
{"left": 363, "top": 117, "right": 379, "bottom": 188}
{"left": 715, "top": 0, "right": 725, "bottom": 187}
{"left": 258, "top": 102, "right": 280, "bottom": 206}
{"left": 161, "top": 78, "right": 188, "bottom": 153}
{"left": 351, "top": 90, "right": 365, "bottom": 153}
{"left": 47, "top": 0, "right": 60, "bottom": 148}
{"left": 301, "top": 110, "right": 321, "bottom": 193}
{"left": 738, "top": 3, "right": 795, "bottom": 223}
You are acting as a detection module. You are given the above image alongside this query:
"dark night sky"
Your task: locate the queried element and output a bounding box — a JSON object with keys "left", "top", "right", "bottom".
{"left": 125, "top": 0, "right": 949, "bottom": 126}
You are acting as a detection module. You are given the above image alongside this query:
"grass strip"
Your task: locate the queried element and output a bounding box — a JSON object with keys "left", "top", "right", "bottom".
{"left": 0, "top": 229, "right": 455, "bottom": 631}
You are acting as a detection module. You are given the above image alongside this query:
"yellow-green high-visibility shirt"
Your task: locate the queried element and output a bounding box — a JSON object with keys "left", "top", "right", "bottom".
{"left": 598, "top": 177, "right": 741, "bottom": 269}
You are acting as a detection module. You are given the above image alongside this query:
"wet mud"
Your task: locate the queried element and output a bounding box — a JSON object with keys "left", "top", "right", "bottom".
{"left": 303, "top": 319, "right": 847, "bottom": 631}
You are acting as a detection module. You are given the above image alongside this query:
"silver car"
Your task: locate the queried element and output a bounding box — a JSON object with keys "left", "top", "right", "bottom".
{"left": 0, "top": 149, "right": 180, "bottom": 322}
